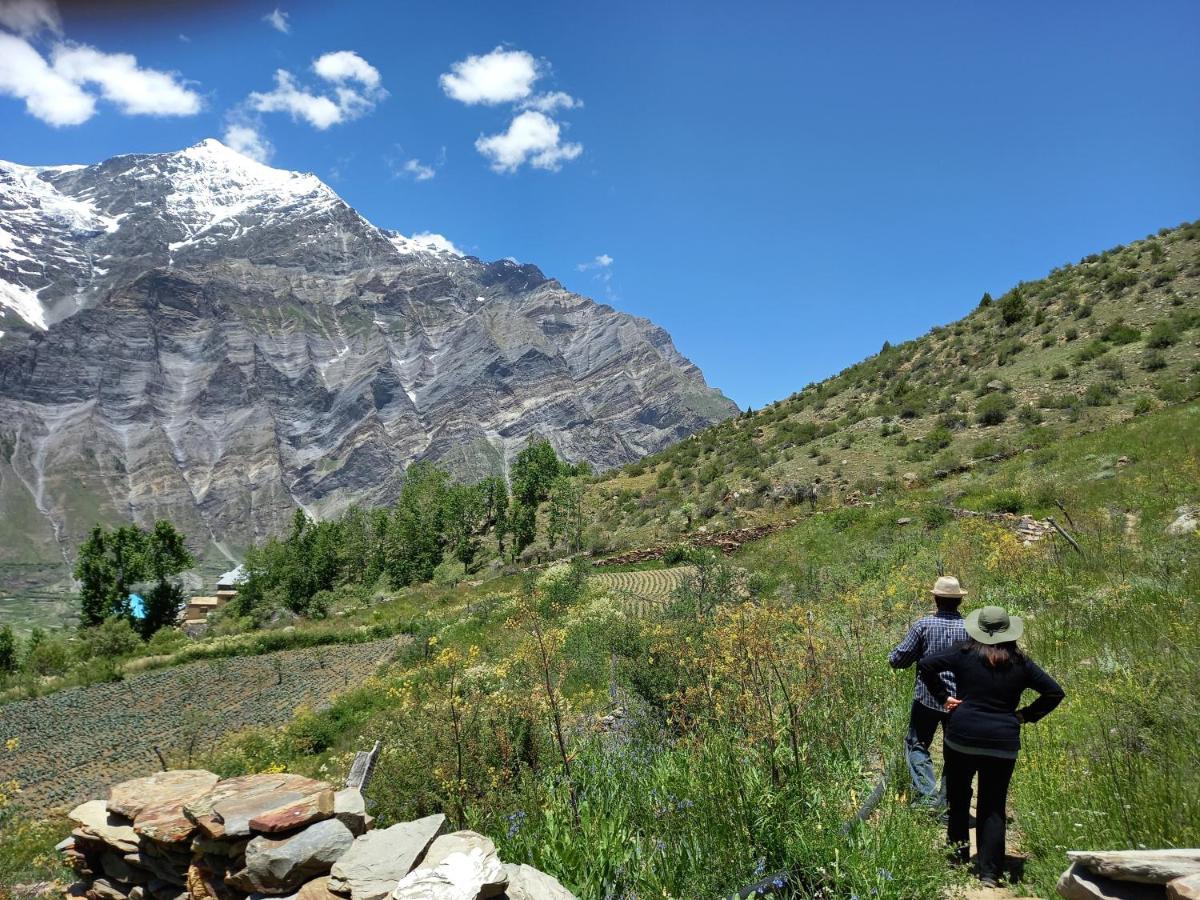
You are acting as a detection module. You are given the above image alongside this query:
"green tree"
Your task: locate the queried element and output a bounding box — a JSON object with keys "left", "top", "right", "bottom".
{"left": 999, "top": 289, "right": 1028, "bottom": 325}
{"left": 0, "top": 625, "right": 17, "bottom": 675}
{"left": 140, "top": 520, "right": 195, "bottom": 637}
{"left": 386, "top": 463, "right": 451, "bottom": 586}
{"left": 75, "top": 523, "right": 149, "bottom": 627}
{"left": 76, "top": 525, "right": 118, "bottom": 627}
{"left": 547, "top": 475, "right": 585, "bottom": 552}
{"left": 444, "top": 482, "right": 485, "bottom": 570}
{"left": 507, "top": 437, "right": 564, "bottom": 558}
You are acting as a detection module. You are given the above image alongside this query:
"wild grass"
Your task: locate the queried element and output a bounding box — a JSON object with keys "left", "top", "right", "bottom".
{"left": 6, "top": 406, "right": 1196, "bottom": 898}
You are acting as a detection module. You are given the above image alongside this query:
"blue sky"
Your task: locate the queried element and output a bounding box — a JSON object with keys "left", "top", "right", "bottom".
{"left": 2, "top": 0, "right": 1198, "bottom": 408}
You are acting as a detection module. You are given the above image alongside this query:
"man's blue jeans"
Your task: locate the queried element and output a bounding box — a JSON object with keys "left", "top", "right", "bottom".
{"left": 906, "top": 700, "right": 948, "bottom": 807}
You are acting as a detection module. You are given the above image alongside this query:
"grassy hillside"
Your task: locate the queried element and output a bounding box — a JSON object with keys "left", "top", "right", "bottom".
{"left": 8, "top": 402, "right": 1194, "bottom": 897}
{"left": 585, "top": 220, "right": 1200, "bottom": 549}
{"left": 3, "top": 223, "right": 1197, "bottom": 898}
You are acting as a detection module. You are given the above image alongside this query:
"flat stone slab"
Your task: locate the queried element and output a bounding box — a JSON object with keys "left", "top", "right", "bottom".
{"left": 1169, "top": 874, "right": 1200, "bottom": 900}
{"left": 1071, "top": 850, "right": 1200, "bottom": 885}
{"left": 185, "top": 774, "right": 333, "bottom": 839}
{"left": 109, "top": 770, "right": 220, "bottom": 820}
{"left": 229, "top": 818, "right": 355, "bottom": 894}
{"left": 393, "top": 831, "right": 506, "bottom": 899}
{"left": 333, "top": 789, "right": 368, "bottom": 836}
{"left": 295, "top": 876, "right": 341, "bottom": 900}
{"left": 249, "top": 788, "right": 335, "bottom": 834}
{"left": 68, "top": 800, "right": 139, "bottom": 854}
{"left": 502, "top": 864, "right": 577, "bottom": 900}
{"left": 1058, "top": 862, "right": 1168, "bottom": 899}
{"left": 329, "top": 815, "right": 447, "bottom": 900}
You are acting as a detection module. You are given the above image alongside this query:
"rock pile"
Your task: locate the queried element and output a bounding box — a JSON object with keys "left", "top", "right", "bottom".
{"left": 59, "top": 770, "right": 575, "bottom": 900}
{"left": 1057, "top": 849, "right": 1200, "bottom": 899}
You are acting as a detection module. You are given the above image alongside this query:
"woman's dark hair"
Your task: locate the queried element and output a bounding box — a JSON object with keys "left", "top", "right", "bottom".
{"left": 966, "top": 637, "right": 1025, "bottom": 668}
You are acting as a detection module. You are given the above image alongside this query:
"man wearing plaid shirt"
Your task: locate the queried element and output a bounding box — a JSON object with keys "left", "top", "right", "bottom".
{"left": 889, "top": 575, "right": 969, "bottom": 807}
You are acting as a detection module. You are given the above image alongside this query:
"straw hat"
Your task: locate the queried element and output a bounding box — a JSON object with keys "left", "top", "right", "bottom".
{"left": 930, "top": 575, "right": 967, "bottom": 598}
{"left": 965, "top": 605, "right": 1024, "bottom": 645}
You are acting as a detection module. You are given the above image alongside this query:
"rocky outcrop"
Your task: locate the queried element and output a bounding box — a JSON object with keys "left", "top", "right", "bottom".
{"left": 60, "top": 769, "right": 576, "bottom": 900}
{"left": 0, "top": 140, "right": 736, "bottom": 589}
{"left": 1057, "top": 850, "right": 1200, "bottom": 899}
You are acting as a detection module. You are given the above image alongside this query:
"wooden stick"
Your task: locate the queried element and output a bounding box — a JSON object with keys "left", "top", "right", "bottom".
{"left": 1046, "top": 517, "right": 1083, "bottom": 555}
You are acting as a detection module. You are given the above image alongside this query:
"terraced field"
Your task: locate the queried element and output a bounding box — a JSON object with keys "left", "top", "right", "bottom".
{"left": 0, "top": 637, "right": 402, "bottom": 814}
{"left": 592, "top": 566, "right": 696, "bottom": 616}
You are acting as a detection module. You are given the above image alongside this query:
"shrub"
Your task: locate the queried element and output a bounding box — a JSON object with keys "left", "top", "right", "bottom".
{"left": 1101, "top": 320, "right": 1141, "bottom": 345}
{"left": 1084, "top": 381, "right": 1119, "bottom": 406}
{"left": 1133, "top": 395, "right": 1155, "bottom": 415}
{"left": 1145, "top": 321, "right": 1178, "bottom": 349}
{"left": 1105, "top": 270, "right": 1138, "bottom": 292}
{"left": 975, "top": 393, "right": 1014, "bottom": 426}
{"left": 984, "top": 489, "right": 1024, "bottom": 513}
{"left": 1074, "top": 340, "right": 1107, "bottom": 364}
{"left": 1017, "top": 404, "right": 1043, "bottom": 426}
{"left": 1141, "top": 350, "right": 1168, "bottom": 372}
{"left": 922, "top": 505, "right": 952, "bottom": 528}
{"left": 999, "top": 291, "right": 1028, "bottom": 325}
{"left": 1096, "top": 355, "right": 1125, "bottom": 379}
{"left": 1151, "top": 265, "right": 1178, "bottom": 287}
{"left": 1064, "top": 326, "right": 1079, "bottom": 342}
{"left": 922, "top": 425, "right": 953, "bottom": 451}
{"left": 1051, "top": 365, "right": 1069, "bottom": 380}
{"left": 972, "top": 437, "right": 1004, "bottom": 459}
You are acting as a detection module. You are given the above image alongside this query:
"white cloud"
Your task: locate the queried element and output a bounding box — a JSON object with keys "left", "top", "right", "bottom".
{"left": 577, "top": 254, "right": 613, "bottom": 271}
{"left": 520, "top": 91, "right": 581, "bottom": 114}
{"left": 440, "top": 47, "right": 540, "bottom": 105}
{"left": 246, "top": 50, "right": 384, "bottom": 130}
{"left": 0, "top": 0, "right": 61, "bottom": 36}
{"left": 475, "top": 110, "right": 582, "bottom": 173}
{"left": 51, "top": 44, "right": 202, "bottom": 116}
{"left": 313, "top": 50, "right": 380, "bottom": 89}
{"left": 0, "top": 32, "right": 93, "bottom": 125}
{"left": 410, "top": 232, "right": 461, "bottom": 255}
{"left": 0, "top": 33, "right": 201, "bottom": 125}
{"left": 402, "top": 158, "right": 435, "bottom": 181}
{"left": 249, "top": 70, "right": 341, "bottom": 128}
{"left": 263, "top": 8, "right": 289, "bottom": 34}
{"left": 223, "top": 122, "right": 273, "bottom": 162}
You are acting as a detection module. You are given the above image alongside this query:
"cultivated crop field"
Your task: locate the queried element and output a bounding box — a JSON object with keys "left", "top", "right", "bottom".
{"left": 0, "top": 637, "right": 401, "bottom": 814}
{"left": 592, "top": 566, "right": 695, "bottom": 616}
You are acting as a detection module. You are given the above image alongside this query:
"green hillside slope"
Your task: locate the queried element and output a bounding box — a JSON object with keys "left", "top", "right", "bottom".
{"left": 588, "top": 220, "right": 1199, "bottom": 549}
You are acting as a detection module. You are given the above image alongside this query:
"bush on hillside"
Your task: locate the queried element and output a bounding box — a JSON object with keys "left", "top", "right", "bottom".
{"left": 1146, "top": 321, "right": 1178, "bottom": 349}
{"left": 975, "top": 392, "right": 1015, "bottom": 426}
{"left": 1101, "top": 320, "right": 1141, "bottom": 345}
{"left": 999, "top": 290, "right": 1028, "bottom": 325}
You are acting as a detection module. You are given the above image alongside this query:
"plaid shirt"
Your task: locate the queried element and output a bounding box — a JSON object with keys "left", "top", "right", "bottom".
{"left": 889, "top": 611, "right": 968, "bottom": 710}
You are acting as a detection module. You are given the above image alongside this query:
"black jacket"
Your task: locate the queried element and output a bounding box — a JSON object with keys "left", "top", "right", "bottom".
{"left": 917, "top": 645, "right": 1064, "bottom": 754}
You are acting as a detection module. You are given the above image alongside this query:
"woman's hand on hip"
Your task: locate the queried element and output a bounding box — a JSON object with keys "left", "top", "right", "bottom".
{"left": 944, "top": 697, "right": 962, "bottom": 712}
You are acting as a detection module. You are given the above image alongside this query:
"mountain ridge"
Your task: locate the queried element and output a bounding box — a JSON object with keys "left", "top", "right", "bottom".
{"left": 0, "top": 140, "right": 736, "bottom": 592}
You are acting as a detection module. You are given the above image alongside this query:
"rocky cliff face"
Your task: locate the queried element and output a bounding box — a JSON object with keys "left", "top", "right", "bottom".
{"left": 0, "top": 140, "right": 735, "bottom": 586}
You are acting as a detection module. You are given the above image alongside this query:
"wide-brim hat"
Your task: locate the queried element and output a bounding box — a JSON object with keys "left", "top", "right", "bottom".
{"left": 965, "top": 605, "right": 1024, "bottom": 645}
{"left": 931, "top": 575, "right": 967, "bottom": 598}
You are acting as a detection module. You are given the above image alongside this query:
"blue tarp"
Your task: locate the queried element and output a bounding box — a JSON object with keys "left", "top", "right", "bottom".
{"left": 128, "top": 593, "right": 146, "bottom": 619}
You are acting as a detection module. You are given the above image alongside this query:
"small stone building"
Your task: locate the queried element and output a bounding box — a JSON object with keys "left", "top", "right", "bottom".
{"left": 181, "top": 565, "right": 246, "bottom": 635}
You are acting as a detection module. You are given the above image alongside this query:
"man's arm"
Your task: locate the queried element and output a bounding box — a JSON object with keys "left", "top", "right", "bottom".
{"left": 888, "top": 620, "right": 924, "bottom": 669}
{"left": 917, "top": 648, "right": 958, "bottom": 707}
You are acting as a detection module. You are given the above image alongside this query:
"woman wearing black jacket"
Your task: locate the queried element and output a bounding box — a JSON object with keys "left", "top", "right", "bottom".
{"left": 917, "top": 605, "right": 1064, "bottom": 887}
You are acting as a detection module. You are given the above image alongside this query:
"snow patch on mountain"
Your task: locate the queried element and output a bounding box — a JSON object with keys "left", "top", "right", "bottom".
{"left": 163, "top": 139, "right": 340, "bottom": 251}
{"left": 387, "top": 230, "right": 463, "bottom": 257}
{"left": 0, "top": 159, "right": 122, "bottom": 330}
